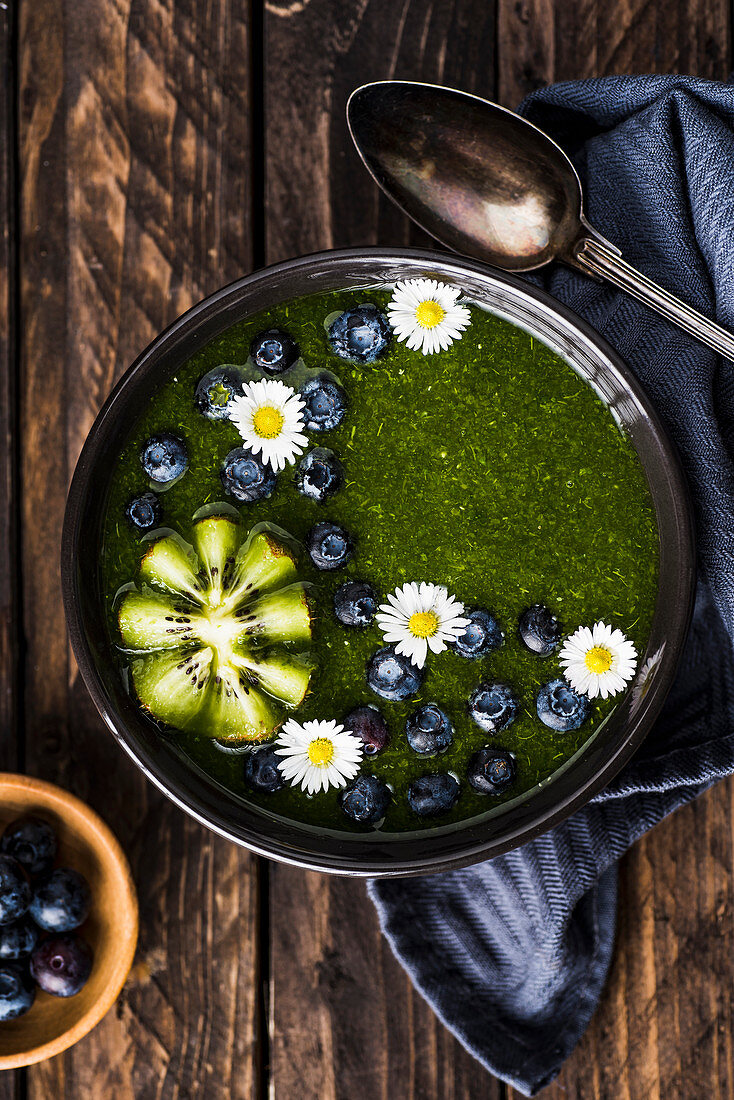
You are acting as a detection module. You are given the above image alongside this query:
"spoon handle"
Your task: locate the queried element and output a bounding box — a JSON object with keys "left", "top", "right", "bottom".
{"left": 573, "top": 236, "right": 734, "bottom": 361}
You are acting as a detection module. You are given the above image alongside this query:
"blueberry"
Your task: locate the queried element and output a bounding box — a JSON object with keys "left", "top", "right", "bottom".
{"left": 407, "top": 773, "right": 460, "bottom": 818}
{"left": 141, "top": 433, "right": 188, "bottom": 484}
{"left": 0, "top": 917, "right": 39, "bottom": 960}
{"left": 0, "top": 963, "right": 35, "bottom": 1019}
{"left": 300, "top": 374, "right": 348, "bottom": 431}
{"left": 468, "top": 748, "right": 517, "bottom": 794}
{"left": 537, "top": 679, "right": 591, "bottom": 732}
{"left": 328, "top": 304, "right": 390, "bottom": 362}
{"left": 307, "top": 521, "right": 354, "bottom": 571}
{"left": 1, "top": 815, "right": 57, "bottom": 878}
{"left": 344, "top": 706, "right": 389, "bottom": 754}
{"left": 468, "top": 682, "right": 519, "bottom": 734}
{"left": 221, "top": 447, "right": 277, "bottom": 503}
{"left": 334, "top": 581, "right": 378, "bottom": 628}
{"left": 406, "top": 704, "right": 453, "bottom": 755}
{"left": 450, "top": 608, "right": 503, "bottom": 659}
{"left": 31, "top": 934, "right": 93, "bottom": 998}
{"left": 244, "top": 747, "right": 285, "bottom": 793}
{"left": 519, "top": 604, "right": 562, "bottom": 656}
{"left": 251, "top": 329, "right": 299, "bottom": 375}
{"left": 0, "top": 857, "right": 30, "bottom": 925}
{"left": 366, "top": 645, "right": 424, "bottom": 702}
{"left": 339, "top": 775, "right": 391, "bottom": 826}
{"left": 295, "top": 448, "right": 344, "bottom": 503}
{"left": 194, "top": 366, "right": 242, "bottom": 420}
{"left": 30, "top": 868, "right": 91, "bottom": 932}
{"left": 124, "top": 492, "right": 162, "bottom": 532}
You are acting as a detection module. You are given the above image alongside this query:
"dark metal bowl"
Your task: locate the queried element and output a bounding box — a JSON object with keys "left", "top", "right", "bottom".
{"left": 61, "top": 248, "right": 695, "bottom": 877}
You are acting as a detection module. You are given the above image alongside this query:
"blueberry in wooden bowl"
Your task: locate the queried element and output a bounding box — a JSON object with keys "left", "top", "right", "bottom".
{"left": 0, "top": 774, "right": 137, "bottom": 1068}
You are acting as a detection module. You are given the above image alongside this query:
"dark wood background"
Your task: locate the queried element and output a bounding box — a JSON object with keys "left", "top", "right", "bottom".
{"left": 1, "top": 1, "right": 732, "bottom": 1096}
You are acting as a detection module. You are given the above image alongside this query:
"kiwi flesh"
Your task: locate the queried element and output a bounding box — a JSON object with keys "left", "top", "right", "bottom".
{"left": 119, "top": 515, "right": 314, "bottom": 742}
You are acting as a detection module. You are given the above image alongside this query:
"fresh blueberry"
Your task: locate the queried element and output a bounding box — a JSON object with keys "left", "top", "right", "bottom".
{"left": 295, "top": 447, "right": 344, "bottom": 503}
{"left": 468, "top": 682, "right": 519, "bottom": 734}
{"left": 537, "top": 679, "right": 591, "bottom": 732}
{"left": 124, "top": 492, "right": 162, "bottom": 532}
{"left": 0, "top": 857, "right": 30, "bottom": 925}
{"left": 328, "top": 304, "right": 390, "bottom": 362}
{"left": 0, "top": 917, "right": 39, "bottom": 960}
{"left": 519, "top": 604, "right": 562, "bottom": 656}
{"left": 339, "top": 775, "right": 391, "bottom": 826}
{"left": 366, "top": 645, "right": 424, "bottom": 702}
{"left": 221, "top": 447, "right": 277, "bottom": 503}
{"left": 250, "top": 329, "right": 299, "bottom": 375}
{"left": 195, "top": 366, "right": 242, "bottom": 420}
{"left": 468, "top": 748, "right": 517, "bottom": 794}
{"left": 450, "top": 608, "right": 503, "bottom": 659}
{"left": 407, "top": 773, "right": 460, "bottom": 818}
{"left": 307, "top": 521, "right": 354, "bottom": 571}
{"left": 406, "top": 704, "right": 453, "bottom": 755}
{"left": 300, "top": 374, "right": 347, "bottom": 431}
{"left": 31, "top": 934, "right": 93, "bottom": 998}
{"left": 0, "top": 963, "right": 35, "bottom": 1019}
{"left": 334, "top": 581, "right": 378, "bottom": 628}
{"left": 141, "top": 433, "right": 188, "bottom": 484}
{"left": 30, "top": 868, "right": 91, "bottom": 933}
{"left": 243, "top": 747, "right": 285, "bottom": 793}
{"left": 344, "top": 706, "right": 389, "bottom": 755}
{"left": 1, "top": 815, "right": 57, "bottom": 878}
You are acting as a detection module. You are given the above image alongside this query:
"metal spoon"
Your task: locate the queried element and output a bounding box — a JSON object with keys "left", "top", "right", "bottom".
{"left": 347, "top": 80, "right": 734, "bottom": 360}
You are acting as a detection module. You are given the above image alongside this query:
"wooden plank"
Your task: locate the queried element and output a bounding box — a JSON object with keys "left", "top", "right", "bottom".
{"left": 264, "top": 2, "right": 504, "bottom": 1097}
{"left": 497, "top": 1, "right": 734, "bottom": 1098}
{"left": 18, "top": 0, "right": 260, "bottom": 1096}
{"left": 0, "top": 0, "right": 22, "bottom": 1097}
{"left": 497, "top": 0, "right": 731, "bottom": 107}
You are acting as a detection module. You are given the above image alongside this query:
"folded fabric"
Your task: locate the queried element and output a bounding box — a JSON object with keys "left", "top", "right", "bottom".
{"left": 369, "top": 75, "right": 734, "bottom": 1095}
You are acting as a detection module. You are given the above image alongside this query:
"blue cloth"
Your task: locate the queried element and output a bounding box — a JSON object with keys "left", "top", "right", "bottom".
{"left": 369, "top": 76, "right": 734, "bottom": 1095}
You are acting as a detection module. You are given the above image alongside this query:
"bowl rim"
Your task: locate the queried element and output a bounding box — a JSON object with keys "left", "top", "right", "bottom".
{"left": 61, "top": 246, "right": 695, "bottom": 877}
{"left": 0, "top": 773, "right": 138, "bottom": 1069}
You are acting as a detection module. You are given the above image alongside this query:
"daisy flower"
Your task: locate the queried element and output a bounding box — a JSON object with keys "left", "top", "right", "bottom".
{"left": 274, "top": 718, "right": 363, "bottom": 794}
{"left": 376, "top": 581, "right": 468, "bottom": 669}
{"left": 559, "top": 621, "right": 638, "bottom": 700}
{"left": 387, "top": 278, "right": 471, "bottom": 355}
{"left": 228, "top": 378, "right": 308, "bottom": 471}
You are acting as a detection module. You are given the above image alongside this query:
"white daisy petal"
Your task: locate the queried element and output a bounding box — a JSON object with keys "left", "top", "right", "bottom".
{"left": 375, "top": 581, "right": 466, "bottom": 670}
{"left": 560, "top": 621, "right": 638, "bottom": 700}
{"left": 274, "top": 719, "right": 363, "bottom": 794}
{"left": 228, "top": 378, "right": 307, "bottom": 470}
{"left": 387, "top": 279, "right": 472, "bottom": 356}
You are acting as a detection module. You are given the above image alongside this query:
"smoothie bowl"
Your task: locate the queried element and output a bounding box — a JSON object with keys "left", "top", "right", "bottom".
{"left": 62, "top": 249, "right": 694, "bottom": 876}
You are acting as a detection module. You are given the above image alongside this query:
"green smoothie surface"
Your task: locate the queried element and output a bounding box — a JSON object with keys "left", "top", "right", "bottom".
{"left": 100, "top": 285, "right": 659, "bottom": 834}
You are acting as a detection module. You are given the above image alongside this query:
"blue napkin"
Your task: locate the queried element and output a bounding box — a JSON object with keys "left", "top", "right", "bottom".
{"left": 369, "top": 75, "right": 734, "bottom": 1095}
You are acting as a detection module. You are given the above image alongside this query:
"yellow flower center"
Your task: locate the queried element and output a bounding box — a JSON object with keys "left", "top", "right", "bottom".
{"left": 585, "top": 645, "right": 613, "bottom": 674}
{"left": 408, "top": 610, "right": 440, "bottom": 639}
{"left": 307, "top": 737, "right": 334, "bottom": 767}
{"left": 414, "top": 300, "right": 446, "bottom": 329}
{"left": 252, "top": 405, "right": 284, "bottom": 439}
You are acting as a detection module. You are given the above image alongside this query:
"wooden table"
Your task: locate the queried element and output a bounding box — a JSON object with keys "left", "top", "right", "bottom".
{"left": 1, "top": 1, "right": 731, "bottom": 1096}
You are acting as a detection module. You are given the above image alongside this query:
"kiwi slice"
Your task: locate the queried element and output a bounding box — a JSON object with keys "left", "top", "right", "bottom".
{"left": 231, "top": 648, "right": 313, "bottom": 708}
{"left": 118, "top": 591, "right": 202, "bottom": 651}
{"left": 131, "top": 648, "right": 213, "bottom": 730}
{"left": 140, "top": 536, "right": 201, "bottom": 602}
{"left": 118, "top": 515, "right": 314, "bottom": 741}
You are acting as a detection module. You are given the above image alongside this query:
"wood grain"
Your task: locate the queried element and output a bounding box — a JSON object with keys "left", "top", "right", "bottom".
{"left": 17, "top": 0, "right": 260, "bottom": 1096}
{"left": 264, "top": 2, "right": 503, "bottom": 1098}
{"left": 0, "top": 1, "right": 23, "bottom": 1097}
{"left": 497, "top": 0, "right": 731, "bottom": 107}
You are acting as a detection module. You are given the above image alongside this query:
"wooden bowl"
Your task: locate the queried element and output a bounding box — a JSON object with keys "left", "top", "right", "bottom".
{"left": 0, "top": 774, "right": 138, "bottom": 1068}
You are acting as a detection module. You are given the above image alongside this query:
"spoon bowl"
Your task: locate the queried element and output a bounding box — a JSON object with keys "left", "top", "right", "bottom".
{"left": 348, "top": 80, "right": 586, "bottom": 271}
{"left": 348, "top": 80, "right": 734, "bottom": 360}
